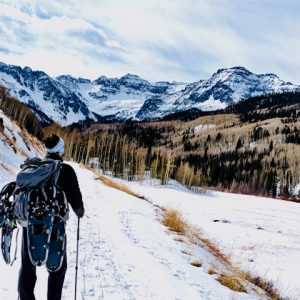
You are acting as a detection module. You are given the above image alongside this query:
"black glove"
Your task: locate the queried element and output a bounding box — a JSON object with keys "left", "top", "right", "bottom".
{"left": 75, "top": 207, "right": 85, "bottom": 218}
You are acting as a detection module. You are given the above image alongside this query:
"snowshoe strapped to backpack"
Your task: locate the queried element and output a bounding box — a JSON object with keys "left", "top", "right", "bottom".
{"left": 14, "top": 157, "right": 69, "bottom": 268}
{"left": 0, "top": 182, "right": 17, "bottom": 264}
{"left": 0, "top": 182, "right": 16, "bottom": 228}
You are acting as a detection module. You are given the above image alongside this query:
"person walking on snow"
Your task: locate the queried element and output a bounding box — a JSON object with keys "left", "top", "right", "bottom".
{"left": 18, "top": 134, "right": 85, "bottom": 300}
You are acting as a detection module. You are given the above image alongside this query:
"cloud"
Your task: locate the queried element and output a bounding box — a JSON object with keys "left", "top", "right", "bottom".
{"left": 67, "top": 28, "right": 125, "bottom": 51}
{"left": 0, "top": 0, "right": 299, "bottom": 83}
{"left": 20, "top": 3, "right": 33, "bottom": 16}
{"left": 0, "top": 47, "right": 10, "bottom": 54}
{"left": 68, "top": 29, "right": 107, "bottom": 47}
{"left": 36, "top": 6, "right": 58, "bottom": 20}
{"left": 0, "top": 2, "right": 127, "bottom": 78}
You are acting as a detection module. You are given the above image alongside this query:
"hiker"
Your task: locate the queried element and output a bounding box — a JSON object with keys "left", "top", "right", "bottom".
{"left": 18, "top": 134, "right": 85, "bottom": 300}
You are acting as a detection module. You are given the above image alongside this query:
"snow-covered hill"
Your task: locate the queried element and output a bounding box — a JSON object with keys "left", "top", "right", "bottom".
{"left": 1, "top": 62, "right": 299, "bottom": 125}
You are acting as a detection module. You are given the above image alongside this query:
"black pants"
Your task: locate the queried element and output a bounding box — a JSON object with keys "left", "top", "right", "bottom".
{"left": 18, "top": 228, "right": 67, "bottom": 300}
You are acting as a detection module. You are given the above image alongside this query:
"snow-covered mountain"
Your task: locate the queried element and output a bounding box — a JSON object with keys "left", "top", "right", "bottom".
{"left": 0, "top": 62, "right": 299, "bottom": 125}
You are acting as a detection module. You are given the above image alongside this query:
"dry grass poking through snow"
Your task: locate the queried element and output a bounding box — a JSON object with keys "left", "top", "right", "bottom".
{"left": 218, "top": 274, "right": 246, "bottom": 293}
{"left": 191, "top": 260, "right": 203, "bottom": 268}
{"left": 186, "top": 225, "right": 231, "bottom": 265}
{"left": 207, "top": 263, "right": 218, "bottom": 275}
{"left": 174, "top": 236, "right": 184, "bottom": 243}
{"left": 238, "top": 271, "right": 285, "bottom": 300}
{"left": 162, "top": 209, "right": 186, "bottom": 234}
{"left": 82, "top": 165, "right": 145, "bottom": 200}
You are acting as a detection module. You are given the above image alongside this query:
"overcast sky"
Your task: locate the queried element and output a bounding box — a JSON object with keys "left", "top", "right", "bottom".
{"left": 0, "top": 0, "right": 300, "bottom": 83}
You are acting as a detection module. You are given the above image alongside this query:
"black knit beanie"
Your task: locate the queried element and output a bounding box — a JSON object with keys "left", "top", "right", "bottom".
{"left": 43, "top": 134, "right": 60, "bottom": 149}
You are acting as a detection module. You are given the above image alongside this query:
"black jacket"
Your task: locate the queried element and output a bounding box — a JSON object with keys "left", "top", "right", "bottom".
{"left": 46, "top": 154, "right": 84, "bottom": 214}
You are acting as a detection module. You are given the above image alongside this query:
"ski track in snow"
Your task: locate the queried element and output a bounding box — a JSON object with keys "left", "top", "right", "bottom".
{"left": 0, "top": 163, "right": 261, "bottom": 300}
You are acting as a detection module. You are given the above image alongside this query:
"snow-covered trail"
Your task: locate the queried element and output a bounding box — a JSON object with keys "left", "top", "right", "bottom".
{"left": 0, "top": 163, "right": 260, "bottom": 299}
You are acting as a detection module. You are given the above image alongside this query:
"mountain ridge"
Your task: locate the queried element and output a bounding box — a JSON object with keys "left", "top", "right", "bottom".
{"left": 0, "top": 62, "right": 299, "bottom": 125}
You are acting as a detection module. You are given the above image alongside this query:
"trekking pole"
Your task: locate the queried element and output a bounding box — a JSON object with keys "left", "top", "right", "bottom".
{"left": 74, "top": 217, "right": 80, "bottom": 300}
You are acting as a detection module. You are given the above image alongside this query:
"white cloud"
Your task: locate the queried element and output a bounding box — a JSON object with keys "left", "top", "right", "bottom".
{"left": 0, "top": 0, "right": 300, "bottom": 83}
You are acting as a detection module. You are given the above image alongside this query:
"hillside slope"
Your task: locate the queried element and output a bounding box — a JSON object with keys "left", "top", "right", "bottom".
{"left": 0, "top": 109, "right": 43, "bottom": 185}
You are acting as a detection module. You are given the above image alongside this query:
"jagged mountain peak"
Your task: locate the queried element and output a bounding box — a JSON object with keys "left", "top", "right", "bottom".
{"left": 0, "top": 62, "right": 94, "bottom": 125}
{"left": 120, "top": 73, "right": 142, "bottom": 80}
{"left": 213, "top": 67, "right": 283, "bottom": 83}
{"left": 94, "top": 75, "right": 108, "bottom": 81}
{"left": 260, "top": 72, "right": 279, "bottom": 78}
{"left": 56, "top": 74, "right": 92, "bottom": 85}
{"left": 0, "top": 63, "right": 46, "bottom": 78}
{"left": 94, "top": 75, "right": 117, "bottom": 86}
{"left": 117, "top": 73, "right": 150, "bottom": 92}
{"left": 119, "top": 73, "right": 149, "bottom": 84}
{"left": 216, "top": 66, "right": 252, "bottom": 74}
{"left": 56, "top": 74, "right": 77, "bottom": 81}
{"left": 212, "top": 66, "right": 254, "bottom": 81}
{"left": 23, "top": 66, "right": 33, "bottom": 73}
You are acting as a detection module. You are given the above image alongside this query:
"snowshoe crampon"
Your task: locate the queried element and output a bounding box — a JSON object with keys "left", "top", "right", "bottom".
{"left": 46, "top": 216, "right": 66, "bottom": 272}
{"left": 0, "top": 182, "right": 16, "bottom": 228}
{"left": 0, "top": 182, "right": 16, "bottom": 264}
{"left": 0, "top": 202, "right": 6, "bottom": 228}
{"left": 1, "top": 216, "right": 15, "bottom": 264}
{"left": 46, "top": 187, "right": 68, "bottom": 272}
{"left": 27, "top": 188, "right": 55, "bottom": 266}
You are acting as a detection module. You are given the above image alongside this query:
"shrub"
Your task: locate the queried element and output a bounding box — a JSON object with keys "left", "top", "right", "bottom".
{"left": 0, "top": 117, "right": 4, "bottom": 133}
{"left": 191, "top": 260, "right": 202, "bottom": 267}
{"left": 207, "top": 263, "right": 218, "bottom": 275}
{"left": 163, "top": 209, "right": 185, "bottom": 234}
{"left": 218, "top": 274, "right": 246, "bottom": 293}
{"left": 239, "top": 271, "right": 284, "bottom": 300}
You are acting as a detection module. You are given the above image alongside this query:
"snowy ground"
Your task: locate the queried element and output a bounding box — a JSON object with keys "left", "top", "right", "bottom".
{"left": 117, "top": 178, "right": 300, "bottom": 299}
{"left": 0, "top": 163, "right": 265, "bottom": 299}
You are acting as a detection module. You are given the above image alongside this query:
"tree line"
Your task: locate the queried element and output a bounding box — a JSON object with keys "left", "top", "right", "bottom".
{"left": 44, "top": 120, "right": 300, "bottom": 198}
{"left": 0, "top": 86, "right": 43, "bottom": 139}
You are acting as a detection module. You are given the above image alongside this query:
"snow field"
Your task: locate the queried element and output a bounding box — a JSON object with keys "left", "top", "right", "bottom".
{"left": 118, "top": 178, "right": 300, "bottom": 299}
